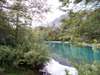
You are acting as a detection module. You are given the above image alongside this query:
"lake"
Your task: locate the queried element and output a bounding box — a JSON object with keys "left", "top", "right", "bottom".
{"left": 47, "top": 41, "right": 100, "bottom": 63}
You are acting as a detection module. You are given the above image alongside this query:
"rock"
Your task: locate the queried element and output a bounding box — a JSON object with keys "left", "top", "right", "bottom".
{"left": 43, "top": 59, "right": 78, "bottom": 75}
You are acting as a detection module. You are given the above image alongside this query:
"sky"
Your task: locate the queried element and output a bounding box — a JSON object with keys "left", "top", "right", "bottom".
{"left": 31, "top": 0, "right": 100, "bottom": 27}
{"left": 31, "top": 0, "right": 66, "bottom": 27}
{"left": 6, "top": 0, "right": 100, "bottom": 27}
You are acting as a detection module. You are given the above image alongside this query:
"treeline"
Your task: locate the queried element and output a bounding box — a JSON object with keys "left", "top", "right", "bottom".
{"left": 59, "top": 9, "right": 100, "bottom": 43}
{"left": 60, "top": 0, "right": 100, "bottom": 5}
{"left": 42, "top": 9, "right": 100, "bottom": 44}
{"left": 0, "top": 0, "right": 49, "bottom": 74}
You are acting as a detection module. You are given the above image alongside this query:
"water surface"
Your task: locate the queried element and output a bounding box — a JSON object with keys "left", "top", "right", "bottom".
{"left": 48, "top": 41, "right": 100, "bottom": 63}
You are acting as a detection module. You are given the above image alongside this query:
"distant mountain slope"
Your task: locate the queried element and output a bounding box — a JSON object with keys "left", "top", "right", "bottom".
{"left": 60, "top": 0, "right": 100, "bottom": 12}
{"left": 49, "top": 0, "right": 100, "bottom": 27}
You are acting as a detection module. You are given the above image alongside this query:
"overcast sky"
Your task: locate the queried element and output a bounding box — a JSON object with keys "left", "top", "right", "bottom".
{"left": 6, "top": 0, "right": 100, "bottom": 27}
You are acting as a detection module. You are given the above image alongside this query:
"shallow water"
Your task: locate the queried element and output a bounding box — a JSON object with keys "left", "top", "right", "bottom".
{"left": 48, "top": 42, "right": 100, "bottom": 63}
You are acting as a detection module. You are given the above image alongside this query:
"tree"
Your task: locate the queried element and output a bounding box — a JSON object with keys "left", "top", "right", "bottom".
{"left": 79, "top": 9, "right": 100, "bottom": 42}
{"left": 0, "top": 0, "right": 16, "bottom": 46}
{"left": 0, "top": 0, "right": 50, "bottom": 72}
{"left": 59, "top": 8, "right": 100, "bottom": 43}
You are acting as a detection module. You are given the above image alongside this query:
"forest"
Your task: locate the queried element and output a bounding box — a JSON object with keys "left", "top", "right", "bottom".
{"left": 0, "top": 0, "right": 100, "bottom": 75}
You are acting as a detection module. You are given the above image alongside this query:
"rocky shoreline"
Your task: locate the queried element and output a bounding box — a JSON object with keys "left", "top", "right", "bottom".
{"left": 41, "top": 59, "right": 78, "bottom": 75}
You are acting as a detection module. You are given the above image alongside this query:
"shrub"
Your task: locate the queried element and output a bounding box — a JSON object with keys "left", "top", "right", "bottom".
{"left": 73, "top": 63, "right": 100, "bottom": 75}
{"left": 0, "top": 27, "right": 50, "bottom": 72}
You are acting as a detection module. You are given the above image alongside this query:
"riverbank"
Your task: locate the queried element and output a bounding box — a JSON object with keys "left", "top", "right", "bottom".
{"left": 68, "top": 41, "right": 100, "bottom": 50}
{"left": 46, "top": 41, "right": 100, "bottom": 49}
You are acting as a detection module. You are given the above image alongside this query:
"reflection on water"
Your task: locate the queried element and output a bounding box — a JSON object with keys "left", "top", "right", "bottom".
{"left": 48, "top": 42, "right": 100, "bottom": 63}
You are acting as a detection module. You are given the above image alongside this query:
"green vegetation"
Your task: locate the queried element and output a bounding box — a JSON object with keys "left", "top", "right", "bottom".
{"left": 0, "top": 0, "right": 50, "bottom": 75}
{"left": 0, "top": 0, "right": 100, "bottom": 75}
{"left": 66, "top": 62, "right": 100, "bottom": 75}
{"left": 73, "top": 63, "right": 100, "bottom": 75}
{"left": 44, "top": 9, "right": 100, "bottom": 46}
{"left": 60, "top": 0, "right": 100, "bottom": 5}
{"left": 65, "top": 60, "right": 100, "bottom": 75}
{"left": 60, "top": 9, "right": 100, "bottom": 43}
{"left": 75, "top": 0, "right": 100, "bottom": 3}
{"left": 33, "top": 9, "right": 100, "bottom": 49}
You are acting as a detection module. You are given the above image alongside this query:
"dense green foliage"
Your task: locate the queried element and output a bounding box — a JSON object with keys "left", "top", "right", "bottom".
{"left": 75, "top": 0, "right": 100, "bottom": 3}
{"left": 0, "top": 28, "right": 49, "bottom": 66}
{"left": 0, "top": 11, "right": 15, "bottom": 46}
{"left": 0, "top": 0, "right": 50, "bottom": 74}
{"left": 44, "top": 9, "right": 100, "bottom": 44}
{"left": 0, "top": 0, "right": 100, "bottom": 75}
{"left": 60, "top": 0, "right": 100, "bottom": 5}
{"left": 60, "top": 9, "right": 100, "bottom": 43}
{"left": 73, "top": 63, "right": 100, "bottom": 75}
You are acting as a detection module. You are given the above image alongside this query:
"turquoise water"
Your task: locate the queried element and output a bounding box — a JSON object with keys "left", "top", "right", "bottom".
{"left": 48, "top": 42, "right": 100, "bottom": 63}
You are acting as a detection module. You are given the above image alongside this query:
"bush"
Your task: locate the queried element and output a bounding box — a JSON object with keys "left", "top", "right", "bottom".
{"left": 73, "top": 63, "right": 100, "bottom": 75}
{"left": 0, "top": 27, "right": 50, "bottom": 72}
{"left": 0, "top": 46, "right": 16, "bottom": 66}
